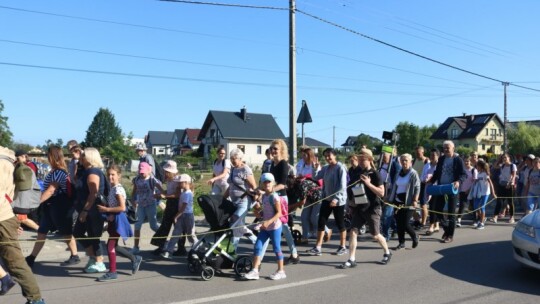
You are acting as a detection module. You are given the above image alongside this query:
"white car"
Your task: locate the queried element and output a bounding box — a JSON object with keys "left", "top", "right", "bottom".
{"left": 512, "top": 209, "right": 540, "bottom": 270}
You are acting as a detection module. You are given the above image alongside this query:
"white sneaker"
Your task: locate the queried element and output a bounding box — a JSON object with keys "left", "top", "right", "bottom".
{"left": 244, "top": 270, "right": 259, "bottom": 280}
{"left": 85, "top": 262, "right": 107, "bottom": 273}
{"left": 269, "top": 271, "right": 287, "bottom": 280}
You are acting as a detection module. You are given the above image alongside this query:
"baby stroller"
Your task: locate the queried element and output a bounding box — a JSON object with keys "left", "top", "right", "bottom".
{"left": 187, "top": 194, "right": 254, "bottom": 281}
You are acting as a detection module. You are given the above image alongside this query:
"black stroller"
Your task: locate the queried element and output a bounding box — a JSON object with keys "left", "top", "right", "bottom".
{"left": 187, "top": 194, "right": 254, "bottom": 281}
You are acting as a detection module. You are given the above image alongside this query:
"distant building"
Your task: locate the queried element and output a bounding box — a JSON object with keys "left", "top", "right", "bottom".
{"left": 287, "top": 137, "right": 331, "bottom": 155}
{"left": 198, "top": 106, "right": 285, "bottom": 167}
{"left": 145, "top": 131, "right": 175, "bottom": 156}
{"left": 341, "top": 134, "right": 382, "bottom": 153}
{"left": 430, "top": 113, "right": 504, "bottom": 154}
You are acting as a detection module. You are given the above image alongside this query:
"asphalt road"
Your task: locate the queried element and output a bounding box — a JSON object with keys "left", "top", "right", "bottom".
{"left": 7, "top": 215, "right": 540, "bottom": 304}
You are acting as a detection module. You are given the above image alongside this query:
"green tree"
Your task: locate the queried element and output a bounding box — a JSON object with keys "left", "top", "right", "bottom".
{"left": 394, "top": 122, "right": 420, "bottom": 154}
{"left": 40, "top": 138, "right": 64, "bottom": 151}
{"left": 12, "top": 142, "right": 34, "bottom": 153}
{"left": 354, "top": 133, "right": 383, "bottom": 154}
{"left": 418, "top": 124, "right": 438, "bottom": 149}
{"left": 508, "top": 122, "right": 540, "bottom": 155}
{"left": 0, "top": 100, "right": 13, "bottom": 147}
{"left": 84, "top": 108, "right": 123, "bottom": 149}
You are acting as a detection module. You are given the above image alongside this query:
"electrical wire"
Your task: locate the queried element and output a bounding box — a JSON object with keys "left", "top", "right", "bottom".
{"left": 296, "top": 9, "right": 540, "bottom": 93}
{"left": 159, "top": 0, "right": 287, "bottom": 10}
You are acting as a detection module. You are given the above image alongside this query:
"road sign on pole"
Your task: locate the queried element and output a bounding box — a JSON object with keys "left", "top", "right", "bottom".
{"left": 297, "top": 100, "right": 313, "bottom": 147}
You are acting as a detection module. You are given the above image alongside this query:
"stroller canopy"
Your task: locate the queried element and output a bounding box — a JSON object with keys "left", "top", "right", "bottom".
{"left": 197, "top": 194, "right": 236, "bottom": 231}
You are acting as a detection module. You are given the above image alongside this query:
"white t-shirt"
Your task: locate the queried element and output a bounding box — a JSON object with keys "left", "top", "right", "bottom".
{"left": 213, "top": 159, "right": 231, "bottom": 187}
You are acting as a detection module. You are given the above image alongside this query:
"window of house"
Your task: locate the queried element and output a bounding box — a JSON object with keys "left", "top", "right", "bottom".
{"left": 257, "top": 145, "right": 262, "bottom": 154}
{"left": 482, "top": 144, "right": 486, "bottom": 150}
{"left": 485, "top": 129, "right": 489, "bottom": 136}
{"left": 499, "top": 129, "right": 502, "bottom": 136}
{"left": 210, "top": 129, "right": 215, "bottom": 137}
{"left": 451, "top": 129, "right": 458, "bottom": 139}
{"left": 237, "top": 145, "right": 245, "bottom": 153}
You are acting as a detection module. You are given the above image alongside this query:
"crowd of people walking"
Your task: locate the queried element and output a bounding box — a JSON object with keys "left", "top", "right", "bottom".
{"left": 1, "top": 139, "right": 537, "bottom": 301}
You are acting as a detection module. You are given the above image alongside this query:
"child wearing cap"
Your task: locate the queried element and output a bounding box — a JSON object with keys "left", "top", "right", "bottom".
{"left": 244, "top": 173, "right": 286, "bottom": 280}
{"left": 131, "top": 162, "right": 164, "bottom": 254}
{"left": 160, "top": 174, "right": 196, "bottom": 259}
{"left": 150, "top": 160, "right": 182, "bottom": 255}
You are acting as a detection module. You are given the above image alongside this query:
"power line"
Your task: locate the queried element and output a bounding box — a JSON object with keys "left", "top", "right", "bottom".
{"left": 296, "top": 9, "right": 540, "bottom": 93}
{"left": 1, "top": 39, "right": 486, "bottom": 90}
{"left": 0, "top": 5, "right": 281, "bottom": 45}
{"left": 159, "top": 0, "right": 287, "bottom": 10}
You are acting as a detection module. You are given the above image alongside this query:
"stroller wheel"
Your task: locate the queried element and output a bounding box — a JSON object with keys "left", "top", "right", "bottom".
{"left": 359, "top": 224, "right": 367, "bottom": 235}
{"left": 201, "top": 266, "right": 215, "bottom": 281}
{"left": 234, "top": 255, "right": 254, "bottom": 277}
{"left": 292, "top": 229, "right": 302, "bottom": 245}
{"left": 344, "top": 217, "right": 352, "bottom": 232}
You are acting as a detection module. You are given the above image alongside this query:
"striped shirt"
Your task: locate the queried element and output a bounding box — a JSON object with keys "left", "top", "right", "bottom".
{"left": 42, "top": 169, "right": 68, "bottom": 196}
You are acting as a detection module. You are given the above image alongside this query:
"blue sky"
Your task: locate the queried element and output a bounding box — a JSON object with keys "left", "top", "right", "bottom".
{"left": 1, "top": 0, "right": 539, "bottom": 149}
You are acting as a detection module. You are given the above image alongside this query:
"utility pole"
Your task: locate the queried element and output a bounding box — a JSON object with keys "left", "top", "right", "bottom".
{"left": 333, "top": 125, "right": 335, "bottom": 149}
{"left": 289, "top": 0, "right": 297, "bottom": 165}
{"left": 503, "top": 82, "right": 509, "bottom": 153}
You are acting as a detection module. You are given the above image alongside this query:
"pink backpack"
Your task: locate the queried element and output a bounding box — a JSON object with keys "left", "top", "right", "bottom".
{"left": 270, "top": 193, "right": 288, "bottom": 224}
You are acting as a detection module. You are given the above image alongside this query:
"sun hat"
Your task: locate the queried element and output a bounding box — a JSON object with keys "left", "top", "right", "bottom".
{"left": 527, "top": 154, "right": 535, "bottom": 160}
{"left": 162, "top": 160, "right": 178, "bottom": 174}
{"left": 178, "top": 174, "right": 192, "bottom": 183}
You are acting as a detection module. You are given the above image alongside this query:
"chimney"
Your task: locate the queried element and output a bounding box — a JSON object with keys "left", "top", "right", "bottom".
{"left": 240, "top": 106, "right": 247, "bottom": 122}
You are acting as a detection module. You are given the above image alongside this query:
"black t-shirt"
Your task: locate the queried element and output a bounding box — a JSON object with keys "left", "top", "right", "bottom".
{"left": 270, "top": 160, "right": 288, "bottom": 197}
{"left": 347, "top": 166, "right": 363, "bottom": 198}
{"left": 360, "top": 168, "right": 383, "bottom": 207}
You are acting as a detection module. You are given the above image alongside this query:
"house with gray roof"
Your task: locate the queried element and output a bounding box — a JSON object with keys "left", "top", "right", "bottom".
{"left": 198, "top": 106, "right": 285, "bottom": 167}
{"left": 430, "top": 113, "right": 504, "bottom": 154}
{"left": 145, "top": 131, "right": 175, "bottom": 156}
{"left": 171, "top": 129, "right": 185, "bottom": 155}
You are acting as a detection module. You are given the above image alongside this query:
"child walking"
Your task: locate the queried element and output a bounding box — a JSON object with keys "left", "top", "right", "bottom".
{"left": 131, "top": 162, "right": 164, "bottom": 254}
{"left": 96, "top": 165, "right": 143, "bottom": 282}
{"left": 244, "top": 173, "right": 286, "bottom": 280}
{"left": 150, "top": 160, "right": 182, "bottom": 255}
{"left": 468, "top": 159, "right": 496, "bottom": 230}
{"left": 161, "top": 174, "right": 196, "bottom": 259}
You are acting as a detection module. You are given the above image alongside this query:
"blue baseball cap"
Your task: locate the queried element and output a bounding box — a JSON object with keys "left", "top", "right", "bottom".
{"left": 261, "top": 173, "right": 275, "bottom": 183}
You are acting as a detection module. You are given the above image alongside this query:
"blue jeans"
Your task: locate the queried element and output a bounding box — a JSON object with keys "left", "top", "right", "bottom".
{"left": 134, "top": 203, "right": 159, "bottom": 231}
{"left": 381, "top": 204, "right": 396, "bottom": 241}
{"left": 301, "top": 201, "right": 321, "bottom": 239}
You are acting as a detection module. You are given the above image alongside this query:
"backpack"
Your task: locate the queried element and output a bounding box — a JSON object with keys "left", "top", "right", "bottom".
{"left": 270, "top": 193, "right": 288, "bottom": 224}
{"left": 125, "top": 198, "right": 138, "bottom": 224}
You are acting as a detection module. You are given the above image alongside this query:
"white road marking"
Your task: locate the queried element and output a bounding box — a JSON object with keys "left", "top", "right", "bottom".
{"left": 169, "top": 274, "right": 347, "bottom": 304}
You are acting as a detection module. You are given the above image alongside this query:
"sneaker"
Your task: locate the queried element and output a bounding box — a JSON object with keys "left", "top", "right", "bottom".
{"left": 172, "top": 248, "right": 187, "bottom": 256}
{"left": 132, "top": 255, "right": 143, "bottom": 275}
{"left": 335, "top": 246, "right": 348, "bottom": 256}
{"left": 160, "top": 251, "right": 172, "bottom": 260}
{"left": 394, "top": 243, "right": 405, "bottom": 251}
{"left": 0, "top": 274, "right": 16, "bottom": 295}
{"left": 509, "top": 217, "right": 515, "bottom": 224}
{"left": 285, "top": 255, "right": 300, "bottom": 265}
{"left": 25, "top": 255, "right": 36, "bottom": 268}
{"left": 306, "top": 247, "right": 322, "bottom": 256}
{"left": 84, "top": 257, "right": 96, "bottom": 269}
{"left": 476, "top": 223, "right": 485, "bottom": 230}
{"left": 97, "top": 272, "right": 118, "bottom": 282}
{"left": 489, "top": 218, "right": 497, "bottom": 224}
{"left": 472, "top": 221, "right": 479, "bottom": 227}
{"left": 61, "top": 255, "right": 81, "bottom": 266}
{"left": 244, "top": 270, "right": 259, "bottom": 280}
{"left": 381, "top": 252, "right": 392, "bottom": 265}
{"left": 443, "top": 237, "right": 453, "bottom": 243}
{"left": 25, "top": 299, "right": 46, "bottom": 304}
{"left": 456, "top": 221, "right": 462, "bottom": 228}
{"left": 85, "top": 262, "right": 107, "bottom": 273}
{"left": 338, "top": 259, "right": 357, "bottom": 269}
{"left": 130, "top": 246, "right": 140, "bottom": 255}
{"left": 269, "top": 271, "right": 287, "bottom": 280}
